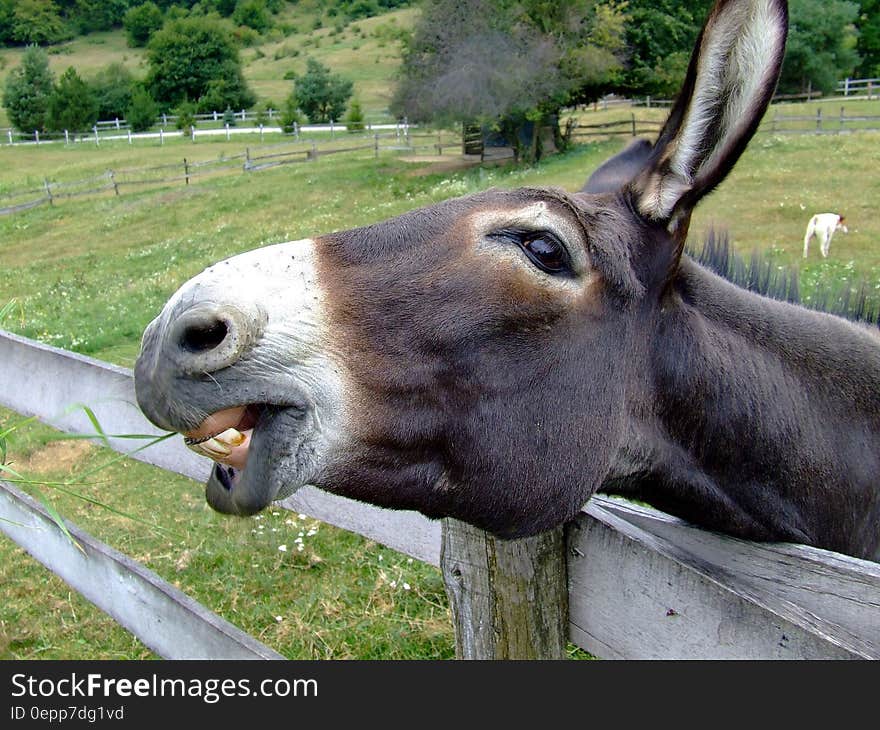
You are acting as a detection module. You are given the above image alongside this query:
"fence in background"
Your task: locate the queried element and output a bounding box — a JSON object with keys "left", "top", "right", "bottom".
{"left": 1, "top": 329, "right": 878, "bottom": 660}
{"left": 764, "top": 107, "right": 880, "bottom": 135}
{"left": 0, "top": 128, "right": 462, "bottom": 217}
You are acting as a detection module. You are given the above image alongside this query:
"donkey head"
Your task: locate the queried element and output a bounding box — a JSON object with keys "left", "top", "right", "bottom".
{"left": 135, "top": 0, "right": 789, "bottom": 537}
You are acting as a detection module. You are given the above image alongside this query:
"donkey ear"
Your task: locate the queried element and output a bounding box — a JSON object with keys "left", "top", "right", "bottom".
{"left": 630, "top": 0, "right": 788, "bottom": 236}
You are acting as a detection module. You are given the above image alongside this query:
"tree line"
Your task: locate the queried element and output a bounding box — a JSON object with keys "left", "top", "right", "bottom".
{"left": 1, "top": 1, "right": 877, "bottom": 153}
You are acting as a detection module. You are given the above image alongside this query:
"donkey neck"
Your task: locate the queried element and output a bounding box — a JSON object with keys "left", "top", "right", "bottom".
{"left": 607, "top": 256, "right": 880, "bottom": 558}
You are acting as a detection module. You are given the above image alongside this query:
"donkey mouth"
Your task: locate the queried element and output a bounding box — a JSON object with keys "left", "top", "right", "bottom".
{"left": 182, "top": 403, "right": 303, "bottom": 516}
{"left": 183, "top": 404, "right": 260, "bottom": 469}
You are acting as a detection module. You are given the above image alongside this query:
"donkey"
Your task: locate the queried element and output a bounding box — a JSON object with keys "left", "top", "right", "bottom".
{"left": 134, "top": 0, "right": 880, "bottom": 561}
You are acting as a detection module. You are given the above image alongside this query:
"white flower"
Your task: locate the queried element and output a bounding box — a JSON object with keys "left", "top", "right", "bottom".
{"left": 278, "top": 544, "right": 288, "bottom": 552}
{"left": 297, "top": 544, "right": 304, "bottom": 551}
{"left": 390, "top": 580, "right": 397, "bottom": 588}
{"left": 298, "top": 514, "right": 307, "bottom": 520}
{"left": 275, "top": 615, "right": 283, "bottom": 622}
{"left": 403, "top": 583, "right": 411, "bottom": 591}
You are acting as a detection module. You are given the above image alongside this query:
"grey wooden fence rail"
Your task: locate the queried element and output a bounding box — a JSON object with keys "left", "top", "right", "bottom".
{"left": 1, "top": 329, "right": 878, "bottom": 659}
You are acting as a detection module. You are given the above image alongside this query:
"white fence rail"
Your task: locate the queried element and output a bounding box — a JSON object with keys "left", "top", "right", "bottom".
{"left": 1, "top": 329, "right": 878, "bottom": 659}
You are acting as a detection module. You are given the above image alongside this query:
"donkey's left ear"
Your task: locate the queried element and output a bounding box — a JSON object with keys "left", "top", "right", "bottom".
{"left": 630, "top": 0, "right": 788, "bottom": 239}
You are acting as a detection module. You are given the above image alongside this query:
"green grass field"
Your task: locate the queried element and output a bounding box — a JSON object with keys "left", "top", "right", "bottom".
{"left": 1, "top": 100, "right": 879, "bottom": 658}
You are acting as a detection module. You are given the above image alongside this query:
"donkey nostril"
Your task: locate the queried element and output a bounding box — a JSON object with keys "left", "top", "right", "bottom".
{"left": 168, "top": 303, "right": 264, "bottom": 375}
{"left": 179, "top": 318, "right": 229, "bottom": 354}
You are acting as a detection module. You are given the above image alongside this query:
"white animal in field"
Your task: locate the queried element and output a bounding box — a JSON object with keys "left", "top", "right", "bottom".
{"left": 803, "top": 213, "right": 848, "bottom": 258}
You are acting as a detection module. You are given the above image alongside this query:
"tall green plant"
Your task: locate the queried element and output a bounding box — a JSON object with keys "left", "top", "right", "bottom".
{"left": 2, "top": 45, "right": 54, "bottom": 133}
{"left": 47, "top": 67, "right": 99, "bottom": 133}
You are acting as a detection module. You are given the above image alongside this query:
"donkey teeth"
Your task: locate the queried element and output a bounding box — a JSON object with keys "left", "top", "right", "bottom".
{"left": 188, "top": 437, "right": 231, "bottom": 458}
{"left": 214, "top": 428, "right": 246, "bottom": 447}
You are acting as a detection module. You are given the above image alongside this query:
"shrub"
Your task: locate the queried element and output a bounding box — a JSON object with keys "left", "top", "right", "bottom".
{"left": 47, "top": 67, "right": 99, "bottom": 133}
{"left": 345, "top": 98, "right": 365, "bottom": 132}
{"left": 127, "top": 85, "right": 159, "bottom": 133}
{"left": 123, "top": 2, "right": 164, "bottom": 48}
{"left": 174, "top": 100, "right": 197, "bottom": 135}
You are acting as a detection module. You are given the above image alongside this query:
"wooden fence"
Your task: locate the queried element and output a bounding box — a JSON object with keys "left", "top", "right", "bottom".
{"left": 0, "top": 129, "right": 461, "bottom": 217}
{"left": 765, "top": 107, "right": 880, "bottom": 135}
{"left": 568, "top": 115, "right": 664, "bottom": 141}
{"left": 1, "top": 329, "right": 877, "bottom": 660}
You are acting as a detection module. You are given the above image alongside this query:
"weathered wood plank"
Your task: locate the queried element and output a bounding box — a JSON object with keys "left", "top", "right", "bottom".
{"left": 441, "top": 518, "right": 568, "bottom": 659}
{"left": 569, "top": 496, "right": 877, "bottom": 659}
{"left": 0, "top": 479, "right": 284, "bottom": 659}
{"left": 0, "top": 329, "right": 441, "bottom": 565}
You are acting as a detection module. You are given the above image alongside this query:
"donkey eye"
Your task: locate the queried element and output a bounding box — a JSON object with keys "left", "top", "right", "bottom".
{"left": 519, "top": 233, "right": 569, "bottom": 274}
{"left": 488, "top": 228, "right": 572, "bottom": 275}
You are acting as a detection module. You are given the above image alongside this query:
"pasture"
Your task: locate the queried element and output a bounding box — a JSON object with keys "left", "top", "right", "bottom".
{"left": 1, "top": 124, "right": 879, "bottom": 658}
{"left": 0, "top": 4, "right": 416, "bottom": 128}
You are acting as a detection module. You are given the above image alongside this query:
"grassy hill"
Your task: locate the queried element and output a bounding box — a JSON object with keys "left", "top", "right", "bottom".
{"left": 0, "top": 2, "right": 417, "bottom": 127}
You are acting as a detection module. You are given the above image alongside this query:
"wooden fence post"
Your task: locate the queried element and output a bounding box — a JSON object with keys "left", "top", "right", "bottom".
{"left": 183, "top": 158, "right": 189, "bottom": 186}
{"left": 374, "top": 133, "right": 379, "bottom": 158}
{"left": 816, "top": 108, "right": 822, "bottom": 133}
{"left": 109, "top": 170, "right": 119, "bottom": 196}
{"left": 631, "top": 113, "right": 636, "bottom": 137}
{"left": 43, "top": 179, "right": 53, "bottom": 207}
{"left": 441, "top": 518, "right": 568, "bottom": 659}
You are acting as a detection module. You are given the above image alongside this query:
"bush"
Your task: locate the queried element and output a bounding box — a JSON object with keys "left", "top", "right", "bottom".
{"left": 47, "top": 67, "right": 99, "bottom": 133}
{"left": 280, "top": 92, "right": 305, "bottom": 133}
{"left": 345, "top": 98, "right": 365, "bottom": 132}
{"left": 146, "top": 17, "right": 256, "bottom": 111}
{"left": 127, "top": 86, "right": 159, "bottom": 133}
{"left": 174, "top": 101, "right": 197, "bottom": 135}
{"left": 90, "top": 63, "right": 135, "bottom": 120}
{"left": 123, "top": 2, "right": 164, "bottom": 48}
{"left": 233, "top": 0, "right": 271, "bottom": 34}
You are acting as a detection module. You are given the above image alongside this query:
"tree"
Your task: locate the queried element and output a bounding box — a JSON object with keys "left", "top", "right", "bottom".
{"left": 778, "top": 0, "right": 860, "bottom": 95}
{"left": 126, "top": 84, "right": 158, "bottom": 132}
{"left": 855, "top": 0, "right": 880, "bottom": 77}
{"left": 2, "top": 45, "right": 54, "bottom": 133}
{"left": 123, "top": 1, "right": 164, "bottom": 47}
{"left": 145, "top": 16, "right": 256, "bottom": 111}
{"left": 71, "top": 0, "right": 132, "bottom": 33}
{"left": 391, "top": 0, "right": 626, "bottom": 161}
{"left": 47, "top": 66, "right": 99, "bottom": 132}
{"left": 232, "top": 0, "right": 271, "bottom": 33}
{"left": 90, "top": 62, "right": 135, "bottom": 119}
{"left": 294, "top": 58, "right": 353, "bottom": 123}
{"left": 619, "top": 0, "right": 713, "bottom": 96}
{"left": 6, "top": 0, "right": 69, "bottom": 45}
